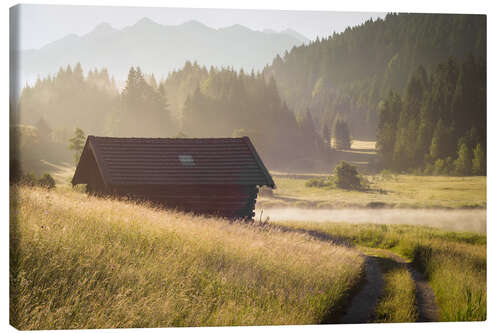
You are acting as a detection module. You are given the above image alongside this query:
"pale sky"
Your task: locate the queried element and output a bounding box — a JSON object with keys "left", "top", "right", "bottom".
{"left": 15, "top": 4, "right": 386, "bottom": 50}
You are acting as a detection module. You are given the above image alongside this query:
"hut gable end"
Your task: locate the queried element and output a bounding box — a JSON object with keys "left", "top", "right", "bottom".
{"left": 71, "top": 139, "right": 107, "bottom": 191}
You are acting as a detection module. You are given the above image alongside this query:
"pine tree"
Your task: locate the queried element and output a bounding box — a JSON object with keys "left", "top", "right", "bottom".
{"left": 322, "top": 123, "right": 331, "bottom": 148}
{"left": 454, "top": 141, "right": 473, "bottom": 175}
{"left": 73, "top": 62, "right": 84, "bottom": 83}
{"left": 68, "top": 128, "right": 86, "bottom": 165}
{"left": 376, "top": 92, "right": 402, "bottom": 168}
{"left": 35, "top": 117, "right": 52, "bottom": 141}
{"left": 472, "top": 143, "right": 486, "bottom": 175}
{"left": 430, "top": 120, "right": 445, "bottom": 161}
{"left": 333, "top": 116, "right": 351, "bottom": 150}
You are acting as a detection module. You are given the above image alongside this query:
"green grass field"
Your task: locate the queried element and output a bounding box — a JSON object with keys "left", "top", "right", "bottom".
{"left": 258, "top": 174, "right": 486, "bottom": 209}
{"left": 10, "top": 186, "right": 364, "bottom": 329}
{"left": 273, "top": 221, "right": 486, "bottom": 322}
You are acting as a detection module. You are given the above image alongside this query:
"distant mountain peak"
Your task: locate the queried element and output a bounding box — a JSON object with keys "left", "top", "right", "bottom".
{"left": 179, "top": 20, "right": 210, "bottom": 29}
{"left": 221, "top": 24, "right": 252, "bottom": 33}
{"left": 20, "top": 18, "right": 308, "bottom": 85}
{"left": 88, "top": 22, "right": 115, "bottom": 36}
{"left": 138, "top": 17, "right": 155, "bottom": 24}
{"left": 134, "top": 17, "right": 160, "bottom": 28}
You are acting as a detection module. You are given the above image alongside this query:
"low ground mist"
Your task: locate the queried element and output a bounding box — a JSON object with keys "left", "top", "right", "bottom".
{"left": 261, "top": 208, "right": 486, "bottom": 234}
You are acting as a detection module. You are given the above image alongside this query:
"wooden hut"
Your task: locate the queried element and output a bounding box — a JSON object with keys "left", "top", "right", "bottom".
{"left": 71, "top": 136, "right": 275, "bottom": 220}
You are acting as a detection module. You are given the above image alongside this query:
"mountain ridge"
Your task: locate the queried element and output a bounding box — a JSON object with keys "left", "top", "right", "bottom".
{"left": 18, "top": 18, "right": 309, "bottom": 85}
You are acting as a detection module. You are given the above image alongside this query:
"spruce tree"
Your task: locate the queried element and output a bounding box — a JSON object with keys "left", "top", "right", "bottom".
{"left": 322, "top": 123, "right": 331, "bottom": 148}
{"left": 68, "top": 128, "right": 86, "bottom": 165}
{"left": 472, "top": 143, "right": 486, "bottom": 175}
{"left": 332, "top": 116, "right": 351, "bottom": 149}
{"left": 454, "top": 142, "right": 473, "bottom": 175}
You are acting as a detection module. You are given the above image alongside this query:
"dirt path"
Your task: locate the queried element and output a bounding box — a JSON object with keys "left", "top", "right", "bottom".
{"left": 265, "top": 224, "right": 440, "bottom": 323}
{"left": 339, "top": 249, "right": 440, "bottom": 323}
{"left": 382, "top": 251, "right": 440, "bottom": 322}
{"left": 339, "top": 255, "right": 384, "bottom": 324}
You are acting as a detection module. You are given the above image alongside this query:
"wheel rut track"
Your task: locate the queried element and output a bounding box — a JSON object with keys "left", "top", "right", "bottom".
{"left": 384, "top": 252, "right": 440, "bottom": 322}
{"left": 258, "top": 224, "right": 440, "bottom": 323}
{"left": 339, "top": 255, "right": 384, "bottom": 324}
{"left": 340, "top": 250, "right": 440, "bottom": 323}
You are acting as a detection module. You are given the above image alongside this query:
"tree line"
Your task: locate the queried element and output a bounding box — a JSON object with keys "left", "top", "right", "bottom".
{"left": 14, "top": 61, "right": 333, "bottom": 173}
{"left": 12, "top": 13, "right": 486, "bottom": 176}
{"left": 162, "top": 64, "right": 329, "bottom": 169}
{"left": 376, "top": 56, "right": 486, "bottom": 175}
{"left": 264, "top": 13, "right": 486, "bottom": 140}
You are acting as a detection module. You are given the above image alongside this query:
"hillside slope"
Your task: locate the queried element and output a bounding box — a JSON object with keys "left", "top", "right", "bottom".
{"left": 264, "top": 13, "right": 486, "bottom": 139}
{"left": 10, "top": 186, "right": 363, "bottom": 329}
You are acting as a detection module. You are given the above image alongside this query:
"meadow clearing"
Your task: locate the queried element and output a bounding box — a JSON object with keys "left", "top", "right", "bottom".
{"left": 10, "top": 172, "right": 487, "bottom": 328}
{"left": 258, "top": 174, "right": 486, "bottom": 209}
{"left": 10, "top": 185, "right": 364, "bottom": 329}
{"left": 261, "top": 164, "right": 486, "bottom": 322}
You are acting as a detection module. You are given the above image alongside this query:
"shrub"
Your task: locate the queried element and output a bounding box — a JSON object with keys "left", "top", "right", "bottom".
{"left": 20, "top": 172, "right": 37, "bottom": 187}
{"left": 424, "top": 163, "right": 434, "bottom": 175}
{"left": 305, "top": 177, "right": 333, "bottom": 188}
{"left": 433, "top": 157, "right": 454, "bottom": 175}
{"left": 333, "top": 161, "right": 362, "bottom": 190}
{"left": 15, "top": 171, "right": 56, "bottom": 189}
{"left": 38, "top": 173, "right": 56, "bottom": 189}
{"left": 380, "top": 169, "right": 395, "bottom": 180}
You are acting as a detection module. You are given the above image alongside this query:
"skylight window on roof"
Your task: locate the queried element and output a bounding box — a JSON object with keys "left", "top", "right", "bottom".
{"left": 178, "top": 154, "right": 195, "bottom": 167}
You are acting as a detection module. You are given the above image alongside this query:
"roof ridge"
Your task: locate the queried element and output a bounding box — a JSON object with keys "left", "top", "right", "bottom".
{"left": 74, "top": 136, "right": 275, "bottom": 188}
{"left": 91, "top": 136, "right": 246, "bottom": 140}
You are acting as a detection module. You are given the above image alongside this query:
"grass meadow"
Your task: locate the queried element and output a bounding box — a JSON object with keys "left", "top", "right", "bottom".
{"left": 258, "top": 174, "right": 486, "bottom": 209}
{"left": 10, "top": 186, "right": 364, "bottom": 329}
{"left": 274, "top": 221, "right": 486, "bottom": 321}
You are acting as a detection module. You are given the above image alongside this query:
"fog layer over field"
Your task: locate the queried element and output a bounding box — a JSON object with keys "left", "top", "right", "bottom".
{"left": 263, "top": 208, "right": 486, "bottom": 234}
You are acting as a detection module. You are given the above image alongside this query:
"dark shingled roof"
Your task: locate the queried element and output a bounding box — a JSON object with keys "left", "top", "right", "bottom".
{"left": 72, "top": 136, "right": 275, "bottom": 188}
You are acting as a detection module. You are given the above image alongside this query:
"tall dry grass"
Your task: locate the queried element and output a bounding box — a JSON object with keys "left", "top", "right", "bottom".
{"left": 275, "top": 222, "right": 486, "bottom": 321}
{"left": 10, "top": 186, "right": 363, "bottom": 329}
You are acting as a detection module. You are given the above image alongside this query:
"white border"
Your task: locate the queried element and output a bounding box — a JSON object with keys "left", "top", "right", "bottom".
{"left": 3, "top": 1, "right": 499, "bottom": 333}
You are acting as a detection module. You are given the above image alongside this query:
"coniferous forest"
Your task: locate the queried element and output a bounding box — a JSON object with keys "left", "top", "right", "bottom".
{"left": 377, "top": 56, "right": 486, "bottom": 175}
{"left": 12, "top": 12, "right": 486, "bottom": 175}
{"left": 264, "top": 13, "right": 486, "bottom": 140}
{"left": 13, "top": 62, "right": 328, "bottom": 171}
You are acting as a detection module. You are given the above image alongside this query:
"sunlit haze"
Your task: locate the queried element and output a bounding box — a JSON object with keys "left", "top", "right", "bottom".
{"left": 17, "top": 4, "right": 386, "bottom": 50}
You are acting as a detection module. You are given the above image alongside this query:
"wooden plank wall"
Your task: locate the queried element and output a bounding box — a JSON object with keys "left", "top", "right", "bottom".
{"left": 107, "top": 184, "right": 259, "bottom": 220}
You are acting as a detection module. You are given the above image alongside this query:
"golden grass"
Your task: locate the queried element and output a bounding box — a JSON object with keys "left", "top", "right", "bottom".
{"left": 258, "top": 174, "right": 486, "bottom": 209}
{"left": 10, "top": 186, "right": 363, "bottom": 330}
{"left": 273, "top": 221, "right": 486, "bottom": 322}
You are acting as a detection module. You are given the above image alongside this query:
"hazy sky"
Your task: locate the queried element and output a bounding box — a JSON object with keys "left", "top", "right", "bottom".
{"left": 16, "top": 4, "right": 386, "bottom": 50}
